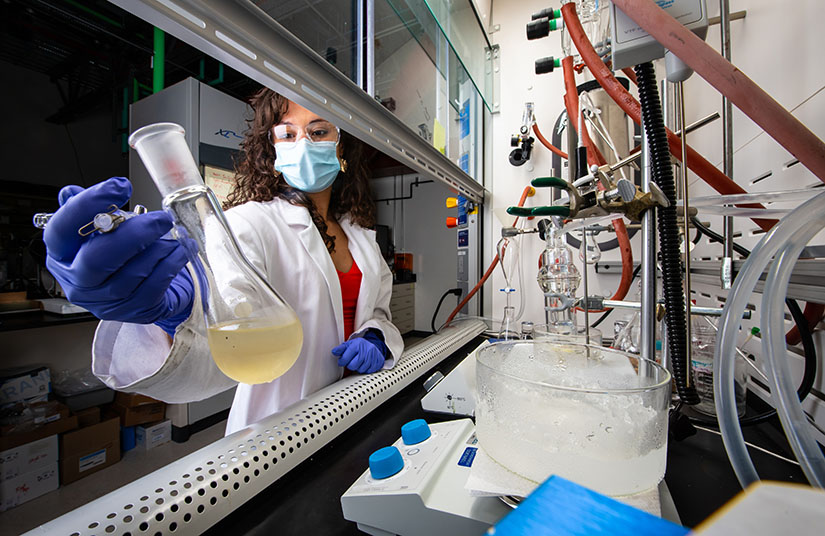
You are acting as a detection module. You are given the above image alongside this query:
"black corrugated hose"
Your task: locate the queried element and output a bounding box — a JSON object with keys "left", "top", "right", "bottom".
{"left": 634, "top": 61, "right": 700, "bottom": 405}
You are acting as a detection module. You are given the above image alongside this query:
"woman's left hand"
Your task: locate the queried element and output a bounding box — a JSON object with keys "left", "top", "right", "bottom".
{"left": 332, "top": 331, "right": 388, "bottom": 374}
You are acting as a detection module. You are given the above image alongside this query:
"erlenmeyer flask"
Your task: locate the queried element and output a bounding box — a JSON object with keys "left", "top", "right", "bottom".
{"left": 129, "top": 123, "right": 303, "bottom": 384}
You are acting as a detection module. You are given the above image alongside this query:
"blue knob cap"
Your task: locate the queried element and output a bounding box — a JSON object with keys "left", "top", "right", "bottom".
{"left": 369, "top": 446, "right": 404, "bottom": 479}
{"left": 401, "top": 419, "right": 431, "bottom": 445}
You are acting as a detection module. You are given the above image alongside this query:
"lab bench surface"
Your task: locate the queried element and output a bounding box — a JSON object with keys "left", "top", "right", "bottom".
{"left": 0, "top": 311, "right": 97, "bottom": 331}
{"left": 209, "top": 336, "right": 808, "bottom": 535}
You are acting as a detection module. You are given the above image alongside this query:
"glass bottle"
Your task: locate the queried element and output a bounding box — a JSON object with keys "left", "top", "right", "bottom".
{"left": 129, "top": 123, "right": 303, "bottom": 384}
{"left": 690, "top": 315, "right": 747, "bottom": 417}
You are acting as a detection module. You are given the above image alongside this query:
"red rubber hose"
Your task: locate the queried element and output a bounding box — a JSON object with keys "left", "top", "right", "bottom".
{"left": 532, "top": 123, "right": 568, "bottom": 159}
{"left": 611, "top": 0, "right": 825, "bottom": 186}
{"left": 560, "top": 3, "right": 776, "bottom": 232}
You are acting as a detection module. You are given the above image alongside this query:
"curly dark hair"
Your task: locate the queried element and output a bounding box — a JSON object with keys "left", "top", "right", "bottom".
{"left": 225, "top": 88, "right": 376, "bottom": 253}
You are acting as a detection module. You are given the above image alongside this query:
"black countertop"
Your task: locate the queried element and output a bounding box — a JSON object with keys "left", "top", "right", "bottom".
{"left": 208, "top": 336, "right": 807, "bottom": 534}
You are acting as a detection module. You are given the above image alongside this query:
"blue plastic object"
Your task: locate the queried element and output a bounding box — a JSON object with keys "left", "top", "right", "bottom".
{"left": 401, "top": 419, "right": 431, "bottom": 445}
{"left": 368, "top": 446, "right": 404, "bottom": 480}
{"left": 491, "top": 476, "right": 689, "bottom": 536}
{"left": 121, "top": 426, "right": 136, "bottom": 452}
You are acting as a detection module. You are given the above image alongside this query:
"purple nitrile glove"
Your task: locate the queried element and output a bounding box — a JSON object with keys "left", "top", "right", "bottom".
{"left": 43, "top": 177, "right": 194, "bottom": 335}
{"left": 332, "top": 329, "right": 389, "bottom": 374}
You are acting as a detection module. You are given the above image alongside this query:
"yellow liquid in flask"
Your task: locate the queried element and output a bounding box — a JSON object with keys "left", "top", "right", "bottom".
{"left": 207, "top": 318, "right": 303, "bottom": 384}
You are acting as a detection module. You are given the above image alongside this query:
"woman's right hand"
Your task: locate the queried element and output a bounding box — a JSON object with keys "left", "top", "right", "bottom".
{"left": 44, "top": 177, "right": 194, "bottom": 333}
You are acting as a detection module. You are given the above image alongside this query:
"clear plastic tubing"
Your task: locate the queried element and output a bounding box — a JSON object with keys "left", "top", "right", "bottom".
{"left": 690, "top": 206, "right": 790, "bottom": 218}
{"left": 714, "top": 190, "right": 825, "bottom": 488}
{"left": 762, "top": 224, "right": 825, "bottom": 486}
{"left": 679, "top": 188, "right": 815, "bottom": 207}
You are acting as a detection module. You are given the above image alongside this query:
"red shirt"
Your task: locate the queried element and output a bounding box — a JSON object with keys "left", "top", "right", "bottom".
{"left": 337, "top": 259, "right": 362, "bottom": 339}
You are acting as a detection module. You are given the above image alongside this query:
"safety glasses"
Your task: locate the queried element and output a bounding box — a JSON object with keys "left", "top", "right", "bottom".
{"left": 271, "top": 120, "right": 340, "bottom": 145}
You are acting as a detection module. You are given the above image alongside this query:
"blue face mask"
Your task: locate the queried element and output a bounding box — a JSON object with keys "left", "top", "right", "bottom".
{"left": 274, "top": 139, "right": 341, "bottom": 193}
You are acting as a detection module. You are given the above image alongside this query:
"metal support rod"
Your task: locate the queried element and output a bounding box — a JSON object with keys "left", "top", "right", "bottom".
{"left": 607, "top": 112, "right": 720, "bottom": 174}
{"left": 566, "top": 111, "right": 577, "bottom": 183}
{"left": 708, "top": 10, "right": 746, "bottom": 25}
{"left": 582, "top": 225, "right": 591, "bottom": 346}
{"left": 640, "top": 120, "right": 657, "bottom": 362}
{"left": 720, "top": 0, "right": 735, "bottom": 289}
{"left": 602, "top": 300, "right": 751, "bottom": 319}
{"left": 676, "top": 81, "right": 693, "bottom": 386}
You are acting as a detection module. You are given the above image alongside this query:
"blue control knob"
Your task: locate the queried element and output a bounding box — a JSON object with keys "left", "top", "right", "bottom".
{"left": 369, "top": 446, "right": 404, "bottom": 479}
{"left": 401, "top": 419, "right": 431, "bottom": 445}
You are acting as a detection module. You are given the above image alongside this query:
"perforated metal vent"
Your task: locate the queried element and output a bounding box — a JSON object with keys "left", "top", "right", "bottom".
{"left": 27, "top": 319, "right": 485, "bottom": 536}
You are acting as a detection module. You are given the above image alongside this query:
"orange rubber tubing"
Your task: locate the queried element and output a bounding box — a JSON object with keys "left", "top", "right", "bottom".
{"left": 561, "top": 3, "right": 776, "bottom": 232}
{"left": 443, "top": 186, "right": 535, "bottom": 328}
{"left": 532, "top": 123, "right": 568, "bottom": 159}
{"left": 611, "top": 0, "right": 825, "bottom": 186}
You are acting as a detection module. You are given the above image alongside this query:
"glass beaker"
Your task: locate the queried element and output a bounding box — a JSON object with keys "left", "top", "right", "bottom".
{"left": 129, "top": 123, "right": 303, "bottom": 384}
{"left": 476, "top": 340, "right": 671, "bottom": 496}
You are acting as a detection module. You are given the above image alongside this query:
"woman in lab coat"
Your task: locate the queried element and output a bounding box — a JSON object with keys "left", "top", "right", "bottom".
{"left": 43, "top": 88, "right": 403, "bottom": 435}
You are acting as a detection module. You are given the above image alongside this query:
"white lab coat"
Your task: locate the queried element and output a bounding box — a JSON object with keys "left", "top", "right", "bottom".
{"left": 91, "top": 197, "right": 403, "bottom": 435}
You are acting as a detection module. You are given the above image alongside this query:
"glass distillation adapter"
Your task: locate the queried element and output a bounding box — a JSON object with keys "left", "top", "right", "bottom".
{"left": 129, "top": 123, "right": 303, "bottom": 385}
{"left": 537, "top": 219, "right": 581, "bottom": 336}
{"left": 496, "top": 235, "right": 521, "bottom": 340}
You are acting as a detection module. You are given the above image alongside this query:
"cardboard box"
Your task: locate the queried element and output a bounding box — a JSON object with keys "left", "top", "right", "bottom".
{"left": 135, "top": 420, "right": 171, "bottom": 450}
{"left": 114, "top": 392, "right": 160, "bottom": 408}
{"left": 73, "top": 406, "right": 101, "bottom": 428}
{"left": 0, "top": 462, "right": 59, "bottom": 512}
{"left": 59, "top": 417, "right": 120, "bottom": 485}
{"left": 0, "top": 435, "right": 58, "bottom": 481}
{"left": 0, "top": 366, "right": 50, "bottom": 406}
{"left": 0, "top": 402, "right": 78, "bottom": 452}
{"left": 111, "top": 402, "right": 165, "bottom": 427}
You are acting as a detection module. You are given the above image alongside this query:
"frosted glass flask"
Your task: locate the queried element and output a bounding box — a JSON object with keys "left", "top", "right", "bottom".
{"left": 129, "top": 123, "right": 303, "bottom": 384}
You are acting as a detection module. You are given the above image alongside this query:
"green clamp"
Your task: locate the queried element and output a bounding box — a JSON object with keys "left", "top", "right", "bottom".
{"left": 531, "top": 206, "right": 571, "bottom": 217}
{"left": 531, "top": 177, "right": 570, "bottom": 190}
{"left": 506, "top": 206, "right": 534, "bottom": 217}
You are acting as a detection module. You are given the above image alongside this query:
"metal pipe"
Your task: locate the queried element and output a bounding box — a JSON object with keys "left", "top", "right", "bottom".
{"left": 356, "top": 0, "right": 365, "bottom": 90}
{"left": 602, "top": 300, "right": 751, "bottom": 319}
{"left": 640, "top": 120, "right": 657, "bottom": 362}
{"left": 366, "top": 0, "right": 375, "bottom": 97}
{"left": 720, "top": 0, "right": 735, "bottom": 289}
{"left": 566, "top": 111, "right": 578, "bottom": 184}
{"left": 607, "top": 112, "right": 720, "bottom": 173}
{"left": 152, "top": 27, "right": 165, "bottom": 93}
{"left": 708, "top": 10, "right": 746, "bottom": 25}
{"left": 676, "top": 81, "right": 693, "bottom": 386}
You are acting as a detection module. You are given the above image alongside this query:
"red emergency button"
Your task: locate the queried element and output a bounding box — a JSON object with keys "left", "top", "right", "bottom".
{"left": 446, "top": 217, "right": 458, "bottom": 228}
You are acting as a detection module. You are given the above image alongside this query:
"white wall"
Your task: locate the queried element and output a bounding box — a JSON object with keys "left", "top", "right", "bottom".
{"left": 373, "top": 174, "right": 459, "bottom": 332}
{"left": 683, "top": 0, "right": 825, "bottom": 256}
